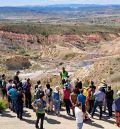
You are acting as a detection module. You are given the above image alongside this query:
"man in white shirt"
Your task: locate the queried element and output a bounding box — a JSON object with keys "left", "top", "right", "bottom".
{"left": 75, "top": 103, "right": 84, "bottom": 129}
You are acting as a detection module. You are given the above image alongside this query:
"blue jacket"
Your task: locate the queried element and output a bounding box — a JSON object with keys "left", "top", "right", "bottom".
{"left": 53, "top": 91, "right": 60, "bottom": 101}
{"left": 77, "top": 93, "right": 86, "bottom": 105}
{"left": 115, "top": 96, "right": 120, "bottom": 112}
{"left": 8, "top": 88, "right": 18, "bottom": 100}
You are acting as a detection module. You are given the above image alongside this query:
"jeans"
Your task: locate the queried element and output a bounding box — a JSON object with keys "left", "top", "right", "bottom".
{"left": 77, "top": 123, "right": 83, "bottom": 129}
{"left": 107, "top": 99, "right": 113, "bottom": 117}
{"left": 11, "top": 99, "right": 17, "bottom": 113}
{"left": 36, "top": 113, "right": 45, "bottom": 129}
{"left": 17, "top": 104, "right": 23, "bottom": 119}
{"left": 92, "top": 101, "right": 103, "bottom": 119}
{"left": 54, "top": 100, "right": 60, "bottom": 115}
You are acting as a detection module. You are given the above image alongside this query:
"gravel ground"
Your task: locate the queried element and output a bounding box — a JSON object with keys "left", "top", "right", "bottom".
{"left": 0, "top": 108, "right": 119, "bottom": 129}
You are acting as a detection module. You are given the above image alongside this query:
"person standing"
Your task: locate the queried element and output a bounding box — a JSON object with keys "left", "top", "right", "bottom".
{"left": 106, "top": 86, "right": 114, "bottom": 117}
{"left": 53, "top": 86, "right": 61, "bottom": 116}
{"left": 114, "top": 90, "right": 120, "bottom": 127}
{"left": 0, "top": 74, "right": 7, "bottom": 99}
{"left": 71, "top": 89, "right": 77, "bottom": 116}
{"left": 77, "top": 90, "right": 86, "bottom": 114}
{"left": 100, "top": 80, "right": 108, "bottom": 113}
{"left": 87, "top": 81, "right": 96, "bottom": 114}
{"left": 23, "top": 78, "right": 32, "bottom": 109}
{"left": 7, "top": 84, "right": 18, "bottom": 112}
{"left": 60, "top": 67, "right": 68, "bottom": 85}
{"left": 91, "top": 86, "right": 105, "bottom": 119}
{"left": 45, "top": 83, "right": 53, "bottom": 112}
{"left": 16, "top": 87, "right": 24, "bottom": 120}
{"left": 63, "top": 86, "right": 72, "bottom": 115}
{"left": 75, "top": 78, "right": 82, "bottom": 90}
{"left": 6, "top": 79, "right": 13, "bottom": 109}
{"left": 75, "top": 103, "right": 84, "bottom": 129}
{"left": 13, "top": 71, "right": 20, "bottom": 89}
{"left": 64, "top": 79, "right": 72, "bottom": 91}
{"left": 32, "top": 93, "right": 46, "bottom": 129}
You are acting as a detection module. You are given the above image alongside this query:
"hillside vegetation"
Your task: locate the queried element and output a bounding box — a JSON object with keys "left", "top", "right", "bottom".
{"left": 0, "top": 22, "right": 120, "bottom": 35}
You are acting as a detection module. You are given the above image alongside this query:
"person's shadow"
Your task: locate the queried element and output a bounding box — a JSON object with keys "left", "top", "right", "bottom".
{"left": 84, "top": 119, "right": 104, "bottom": 129}
{"left": 45, "top": 117, "right": 61, "bottom": 124}
{"left": 94, "top": 113, "right": 115, "bottom": 124}
{"left": 60, "top": 114, "right": 75, "bottom": 121}
{"left": 0, "top": 110, "right": 16, "bottom": 118}
{"left": 23, "top": 110, "right": 31, "bottom": 117}
{"left": 21, "top": 118, "right": 35, "bottom": 124}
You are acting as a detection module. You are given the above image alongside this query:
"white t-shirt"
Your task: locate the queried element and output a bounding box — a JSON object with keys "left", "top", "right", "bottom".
{"left": 75, "top": 107, "right": 83, "bottom": 124}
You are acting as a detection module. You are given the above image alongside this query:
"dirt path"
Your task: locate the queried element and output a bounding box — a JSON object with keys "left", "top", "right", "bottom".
{"left": 0, "top": 108, "right": 119, "bottom": 129}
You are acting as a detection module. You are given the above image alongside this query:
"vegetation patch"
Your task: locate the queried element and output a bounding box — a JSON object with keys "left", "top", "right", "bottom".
{"left": 0, "top": 98, "right": 8, "bottom": 110}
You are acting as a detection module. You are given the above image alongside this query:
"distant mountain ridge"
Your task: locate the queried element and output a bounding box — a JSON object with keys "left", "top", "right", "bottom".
{"left": 0, "top": 4, "right": 120, "bottom": 12}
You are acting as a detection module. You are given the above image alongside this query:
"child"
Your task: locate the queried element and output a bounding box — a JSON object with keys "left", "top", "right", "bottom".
{"left": 32, "top": 93, "right": 46, "bottom": 129}
{"left": 75, "top": 103, "right": 84, "bottom": 129}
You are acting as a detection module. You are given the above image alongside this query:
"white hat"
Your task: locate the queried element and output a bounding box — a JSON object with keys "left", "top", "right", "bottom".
{"left": 117, "top": 90, "right": 120, "bottom": 95}
{"left": 98, "top": 86, "right": 102, "bottom": 90}
{"left": 12, "top": 84, "right": 16, "bottom": 87}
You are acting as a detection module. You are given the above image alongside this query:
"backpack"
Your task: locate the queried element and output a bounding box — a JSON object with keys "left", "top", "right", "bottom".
{"left": 45, "top": 88, "right": 52, "bottom": 98}
{"left": 35, "top": 89, "right": 44, "bottom": 99}
{"left": 22, "top": 82, "right": 29, "bottom": 92}
{"left": 0, "top": 79, "right": 6, "bottom": 89}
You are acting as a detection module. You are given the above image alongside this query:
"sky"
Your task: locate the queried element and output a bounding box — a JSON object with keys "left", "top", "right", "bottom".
{"left": 0, "top": 0, "right": 120, "bottom": 7}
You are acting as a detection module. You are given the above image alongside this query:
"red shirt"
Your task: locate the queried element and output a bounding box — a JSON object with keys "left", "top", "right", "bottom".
{"left": 63, "top": 88, "right": 70, "bottom": 99}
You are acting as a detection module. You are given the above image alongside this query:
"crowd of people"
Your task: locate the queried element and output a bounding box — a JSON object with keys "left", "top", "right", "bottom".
{"left": 0, "top": 67, "right": 120, "bottom": 129}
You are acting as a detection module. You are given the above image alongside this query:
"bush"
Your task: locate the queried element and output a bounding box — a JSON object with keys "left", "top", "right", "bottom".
{"left": 0, "top": 99, "right": 8, "bottom": 110}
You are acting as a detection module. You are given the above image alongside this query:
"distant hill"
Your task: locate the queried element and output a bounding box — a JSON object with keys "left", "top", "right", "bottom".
{"left": 0, "top": 4, "right": 120, "bottom": 21}
{"left": 0, "top": 4, "right": 120, "bottom": 13}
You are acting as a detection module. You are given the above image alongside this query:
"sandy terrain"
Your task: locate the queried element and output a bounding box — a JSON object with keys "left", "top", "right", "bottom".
{"left": 0, "top": 108, "right": 119, "bottom": 129}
